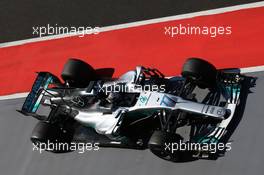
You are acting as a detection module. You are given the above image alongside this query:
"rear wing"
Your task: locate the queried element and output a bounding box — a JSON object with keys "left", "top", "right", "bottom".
{"left": 18, "top": 72, "right": 61, "bottom": 117}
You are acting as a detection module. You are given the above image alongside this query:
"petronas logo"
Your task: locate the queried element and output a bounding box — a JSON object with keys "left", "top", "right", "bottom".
{"left": 139, "top": 96, "right": 148, "bottom": 104}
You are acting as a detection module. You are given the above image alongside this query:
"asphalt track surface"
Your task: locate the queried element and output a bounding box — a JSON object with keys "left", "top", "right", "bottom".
{"left": 0, "top": 0, "right": 262, "bottom": 43}
{"left": 0, "top": 71, "right": 263, "bottom": 175}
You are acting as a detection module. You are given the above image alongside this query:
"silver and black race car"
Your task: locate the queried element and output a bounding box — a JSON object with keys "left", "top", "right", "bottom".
{"left": 18, "top": 58, "right": 245, "bottom": 161}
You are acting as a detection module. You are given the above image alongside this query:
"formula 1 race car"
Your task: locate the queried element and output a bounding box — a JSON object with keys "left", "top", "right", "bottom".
{"left": 18, "top": 58, "right": 244, "bottom": 161}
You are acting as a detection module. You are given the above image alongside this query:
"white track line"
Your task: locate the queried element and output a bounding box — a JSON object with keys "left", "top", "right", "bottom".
{"left": 0, "top": 1, "right": 264, "bottom": 48}
{"left": 0, "top": 93, "right": 29, "bottom": 101}
{"left": 0, "top": 65, "right": 263, "bottom": 101}
{"left": 240, "top": 65, "right": 264, "bottom": 73}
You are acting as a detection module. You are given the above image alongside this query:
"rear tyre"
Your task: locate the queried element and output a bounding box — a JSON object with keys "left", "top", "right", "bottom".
{"left": 61, "top": 58, "right": 96, "bottom": 88}
{"left": 31, "top": 121, "right": 75, "bottom": 153}
{"left": 181, "top": 58, "right": 217, "bottom": 88}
